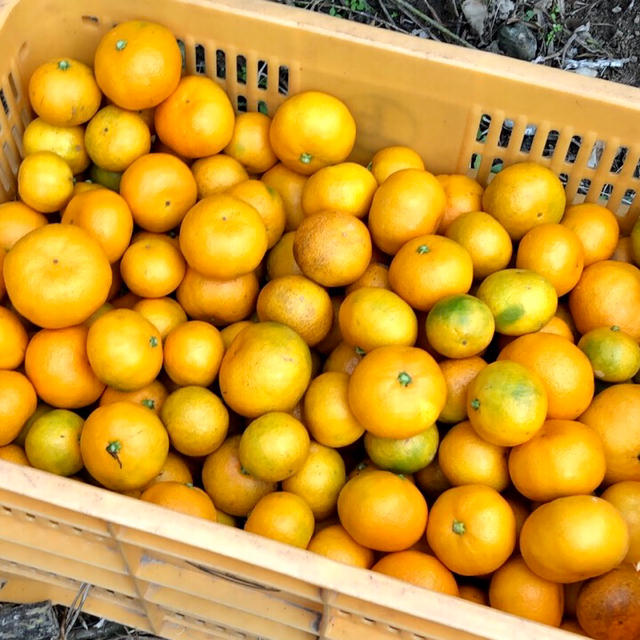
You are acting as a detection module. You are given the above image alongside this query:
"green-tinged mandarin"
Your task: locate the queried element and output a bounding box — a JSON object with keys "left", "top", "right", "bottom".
{"left": 364, "top": 424, "right": 439, "bottom": 474}
{"left": 578, "top": 326, "right": 640, "bottom": 382}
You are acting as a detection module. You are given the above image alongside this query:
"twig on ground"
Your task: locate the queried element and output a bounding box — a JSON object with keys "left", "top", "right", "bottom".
{"left": 564, "top": 56, "right": 634, "bottom": 68}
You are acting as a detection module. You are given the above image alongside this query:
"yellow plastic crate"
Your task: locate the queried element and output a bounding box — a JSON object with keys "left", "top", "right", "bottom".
{"left": 1, "top": 1, "right": 639, "bottom": 638}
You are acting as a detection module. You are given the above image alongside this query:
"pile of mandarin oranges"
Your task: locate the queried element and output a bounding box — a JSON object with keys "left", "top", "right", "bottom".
{"left": 0, "top": 18, "right": 638, "bottom": 640}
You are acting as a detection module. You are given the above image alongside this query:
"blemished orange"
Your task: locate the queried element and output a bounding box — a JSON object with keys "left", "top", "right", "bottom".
{"left": 426, "top": 484, "right": 516, "bottom": 576}
{"left": 368, "top": 169, "right": 446, "bottom": 255}
{"left": 338, "top": 470, "right": 428, "bottom": 552}
{"left": 85, "top": 106, "right": 151, "bottom": 172}
{"left": 220, "top": 321, "right": 252, "bottom": 349}
{"left": 28, "top": 57, "right": 101, "bottom": 126}
{"left": 262, "top": 163, "right": 308, "bottom": 231}
{"left": 436, "top": 174, "right": 483, "bottom": 233}
{"left": 86, "top": 308, "right": 163, "bottom": 391}
{"left": 373, "top": 551, "right": 459, "bottom": 596}
{"left": 414, "top": 459, "right": 452, "bottom": 497}
{"left": 202, "top": 435, "right": 275, "bottom": 517}
{"left": 0, "top": 306, "right": 28, "bottom": 370}
{"left": 569, "top": 260, "right": 640, "bottom": 340}
{"left": 61, "top": 188, "right": 133, "bottom": 263}
{"left": 303, "top": 371, "right": 365, "bottom": 448}
{"left": 219, "top": 322, "right": 312, "bottom": 418}
{"left": 269, "top": 90, "right": 356, "bottom": 175}
{"left": 348, "top": 345, "right": 447, "bottom": 439}
{"left": 445, "top": 210, "right": 513, "bottom": 280}
{"left": 508, "top": 420, "right": 606, "bottom": 501}
{"left": 345, "top": 263, "right": 390, "bottom": 294}
{"left": 489, "top": 556, "right": 564, "bottom": 627}
{"left": 141, "top": 482, "right": 217, "bottom": 521}
{"left": 307, "top": 524, "right": 374, "bottom": 568}
{"left": 120, "top": 153, "right": 198, "bottom": 233}
{"left": 364, "top": 424, "right": 438, "bottom": 475}
{"left": 293, "top": 211, "right": 372, "bottom": 287}
{"left": 601, "top": 481, "right": 640, "bottom": 564}
{"left": 176, "top": 268, "right": 259, "bottom": 325}
{"left": 438, "top": 421, "right": 509, "bottom": 491}
{"left": 25, "top": 326, "right": 105, "bottom": 409}
{"left": 154, "top": 75, "right": 235, "bottom": 158}
{"left": 163, "top": 321, "right": 224, "bottom": 387}
{"left": 80, "top": 401, "right": 169, "bottom": 491}
{"left": 0, "top": 444, "right": 30, "bottom": 466}
{"left": 94, "top": 20, "right": 181, "bottom": 110}
{"left": 466, "top": 360, "right": 547, "bottom": 446}
{"left": 578, "top": 326, "right": 640, "bottom": 382}
{"left": 302, "top": 162, "right": 378, "bottom": 219}
{"left": 133, "top": 297, "right": 187, "bottom": 340}
{"left": 0, "top": 371, "right": 37, "bottom": 446}
{"left": 519, "top": 495, "right": 629, "bottom": 583}
{"left": 369, "top": 146, "right": 425, "bottom": 185}
{"left": 438, "top": 357, "right": 487, "bottom": 424}
{"left": 0, "top": 201, "right": 47, "bottom": 251}
{"left": 482, "top": 162, "right": 566, "bottom": 240}
{"left": 120, "top": 236, "right": 186, "bottom": 298}
{"left": 146, "top": 451, "right": 193, "bottom": 487}
{"left": 179, "top": 194, "right": 267, "bottom": 280}
{"left": 3, "top": 223, "right": 112, "bottom": 329}
{"left": 338, "top": 287, "right": 417, "bottom": 353}
{"left": 562, "top": 203, "right": 620, "bottom": 266}
{"left": 266, "top": 231, "right": 303, "bottom": 279}
{"left": 323, "top": 341, "right": 363, "bottom": 375}
{"left": 18, "top": 151, "right": 74, "bottom": 213}
{"left": 100, "top": 380, "right": 168, "bottom": 414}
{"left": 498, "top": 333, "right": 594, "bottom": 420}
{"left": 245, "top": 491, "right": 315, "bottom": 548}
{"left": 224, "top": 111, "right": 278, "bottom": 174}
{"left": 256, "top": 275, "right": 332, "bottom": 346}
{"left": 579, "top": 383, "right": 640, "bottom": 484}
{"left": 388, "top": 235, "right": 474, "bottom": 312}
{"left": 228, "top": 179, "right": 286, "bottom": 249}
{"left": 516, "top": 223, "right": 584, "bottom": 296}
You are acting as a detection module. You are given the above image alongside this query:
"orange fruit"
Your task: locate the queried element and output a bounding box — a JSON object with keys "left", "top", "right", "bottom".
{"left": 482, "top": 162, "right": 566, "bottom": 240}
{"left": 18, "top": 151, "right": 74, "bottom": 213}
{"left": 364, "top": 424, "right": 439, "bottom": 474}
{"left": 489, "top": 556, "right": 564, "bottom": 626}
{"left": 368, "top": 169, "right": 446, "bottom": 255}
{"left": 266, "top": 231, "right": 302, "bottom": 279}
{"left": 369, "top": 146, "right": 424, "bottom": 184}
{"left": 436, "top": 174, "right": 483, "bottom": 233}
{"left": 345, "top": 263, "right": 390, "bottom": 295}
{"left": 293, "top": 211, "right": 372, "bottom": 287}
{"left": 28, "top": 58, "right": 101, "bottom": 126}
{"left": 269, "top": 91, "right": 355, "bottom": 175}
{"left": 458, "top": 585, "right": 488, "bottom": 605}
{"left": 0, "top": 201, "right": 47, "bottom": 251}
{"left": 302, "top": 162, "right": 377, "bottom": 219}
{"left": 155, "top": 75, "right": 235, "bottom": 158}
{"left": 426, "top": 484, "right": 516, "bottom": 576}
{"left": 179, "top": 194, "right": 267, "bottom": 279}
{"left": 85, "top": 106, "right": 151, "bottom": 172}
{"left": 438, "top": 357, "right": 487, "bottom": 424}
{"left": 338, "top": 470, "right": 428, "bottom": 552}
{"left": 94, "top": 20, "right": 181, "bottom": 110}
{"left": 0, "top": 306, "right": 27, "bottom": 370}
{"left": 228, "top": 179, "right": 286, "bottom": 249}
{"left": 191, "top": 154, "right": 249, "bottom": 198}
{"left": 262, "top": 163, "right": 307, "bottom": 231}
{"left": 256, "top": 275, "right": 333, "bottom": 346}
{"left": 373, "top": 550, "right": 459, "bottom": 596}
{"left": 570, "top": 261, "right": 640, "bottom": 340}
{"left": 86, "top": 308, "right": 163, "bottom": 391}
{"left": 0, "top": 371, "right": 37, "bottom": 446}
{"left": 519, "top": 495, "right": 629, "bottom": 583}
{"left": 388, "top": 235, "right": 474, "bottom": 311}
{"left": 4, "top": 224, "right": 112, "bottom": 328}
{"left": 163, "top": 321, "right": 224, "bottom": 387}
{"left": 562, "top": 203, "right": 620, "bottom": 266}
{"left": 602, "top": 481, "right": 640, "bottom": 565}
{"left": 338, "top": 287, "right": 417, "bottom": 353}
{"left": 516, "top": 223, "right": 584, "bottom": 296}
{"left": 245, "top": 491, "right": 315, "bottom": 548}
{"left": 25, "top": 326, "right": 105, "bottom": 408}
{"left": 578, "top": 326, "right": 640, "bottom": 382}
{"left": 145, "top": 451, "right": 193, "bottom": 487}
{"left": 307, "top": 524, "right": 374, "bottom": 568}
{"left": 498, "top": 333, "right": 594, "bottom": 420}
{"left": 508, "top": 419, "right": 606, "bottom": 501}
{"left": 223, "top": 111, "right": 277, "bottom": 174}
{"left": 220, "top": 321, "right": 252, "bottom": 349}
{"left": 612, "top": 235, "right": 634, "bottom": 263}
{"left": 14, "top": 403, "right": 52, "bottom": 448}
{"left": 314, "top": 295, "right": 343, "bottom": 354}
{"left": 81, "top": 401, "right": 169, "bottom": 491}
{"left": 89, "top": 165, "right": 122, "bottom": 191}
{"left": 23, "top": 118, "right": 90, "bottom": 175}
{"left": 133, "top": 297, "right": 187, "bottom": 340}
{"left": 579, "top": 383, "right": 640, "bottom": 484}
{"left": 323, "top": 341, "right": 363, "bottom": 375}
{"left": 348, "top": 345, "right": 447, "bottom": 439}
{"left": 100, "top": 379, "right": 168, "bottom": 415}
{"left": 0, "top": 444, "right": 30, "bottom": 466}
{"left": 438, "top": 421, "right": 509, "bottom": 491}
{"left": 176, "top": 268, "right": 259, "bottom": 325}
{"left": 219, "top": 322, "right": 312, "bottom": 418}
{"left": 202, "top": 435, "right": 275, "bottom": 517}
{"left": 141, "top": 481, "right": 217, "bottom": 521}
{"left": 71, "top": 181, "right": 103, "bottom": 197}
{"left": 414, "top": 459, "right": 452, "bottom": 497}
{"left": 120, "top": 153, "right": 198, "bottom": 232}
{"left": 467, "top": 360, "right": 547, "bottom": 446}
{"left": 130, "top": 231, "right": 180, "bottom": 249}
{"left": 538, "top": 313, "right": 575, "bottom": 342}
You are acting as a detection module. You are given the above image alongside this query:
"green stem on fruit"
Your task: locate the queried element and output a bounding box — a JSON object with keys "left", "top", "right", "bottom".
{"left": 142, "top": 398, "right": 155, "bottom": 410}
{"left": 611, "top": 325, "right": 620, "bottom": 331}
{"left": 452, "top": 519, "right": 466, "bottom": 535}
{"left": 416, "top": 244, "right": 430, "bottom": 254}
{"left": 299, "top": 152, "right": 313, "bottom": 164}
{"left": 355, "top": 346, "right": 366, "bottom": 356}
{"left": 149, "top": 336, "right": 159, "bottom": 348}
{"left": 470, "top": 398, "right": 480, "bottom": 410}
{"left": 57, "top": 60, "right": 70, "bottom": 71}
{"left": 106, "top": 441, "right": 123, "bottom": 469}
{"left": 116, "top": 39, "right": 127, "bottom": 51}
{"left": 397, "top": 371, "right": 412, "bottom": 387}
